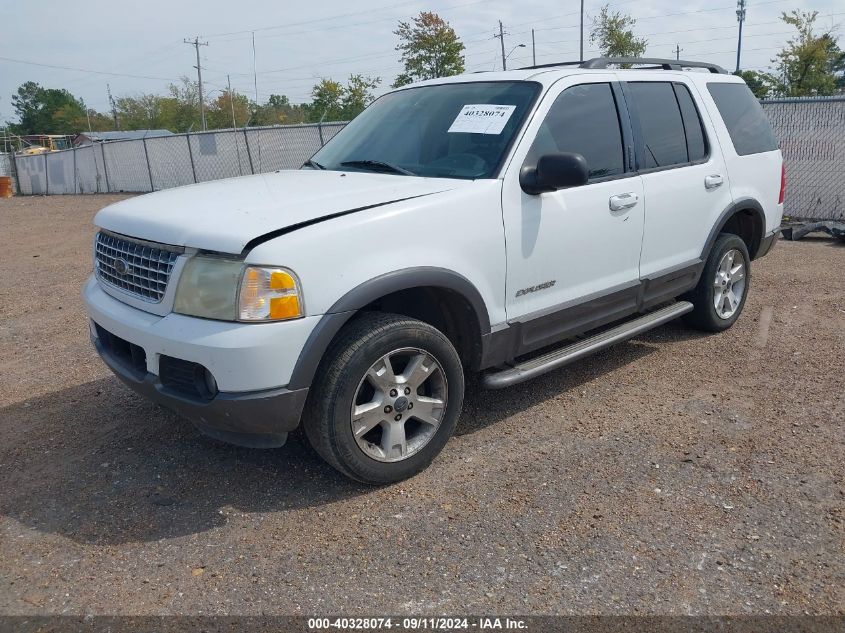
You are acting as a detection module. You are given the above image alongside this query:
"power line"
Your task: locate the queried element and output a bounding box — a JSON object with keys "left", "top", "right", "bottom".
{"left": 0, "top": 55, "right": 176, "bottom": 81}
{"left": 206, "top": 3, "right": 812, "bottom": 82}
{"left": 7, "top": 1, "right": 837, "bottom": 116}
{"left": 207, "top": 0, "right": 487, "bottom": 43}
{"left": 203, "top": 0, "right": 486, "bottom": 40}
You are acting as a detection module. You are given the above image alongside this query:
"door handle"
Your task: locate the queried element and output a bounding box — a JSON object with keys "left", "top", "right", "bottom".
{"left": 705, "top": 174, "right": 724, "bottom": 190}
{"left": 609, "top": 192, "right": 639, "bottom": 212}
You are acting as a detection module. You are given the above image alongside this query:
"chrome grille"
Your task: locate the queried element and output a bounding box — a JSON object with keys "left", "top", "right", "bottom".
{"left": 95, "top": 232, "right": 180, "bottom": 303}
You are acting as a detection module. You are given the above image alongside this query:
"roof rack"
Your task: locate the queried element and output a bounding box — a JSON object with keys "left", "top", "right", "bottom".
{"left": 519, "top": 57, "right": 729, "bottom": 74}
{"left": 518, "top": 60, "right": 584, "bottom": 70}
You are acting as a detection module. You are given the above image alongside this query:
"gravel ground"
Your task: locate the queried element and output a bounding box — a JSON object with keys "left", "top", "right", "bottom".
{"left": 0, "top": 194, "right": 843, "bottom": 616}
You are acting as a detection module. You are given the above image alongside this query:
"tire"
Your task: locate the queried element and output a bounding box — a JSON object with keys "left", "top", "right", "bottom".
{"left": 683, "top": 233, "right": 751, "bottom": 332}
{"left": 302, "top": 312, "right": 465, "bottom": 485}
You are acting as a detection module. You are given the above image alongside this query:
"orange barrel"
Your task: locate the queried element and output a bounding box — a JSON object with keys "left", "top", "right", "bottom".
{"left": 0, "top": 176, "right": 12, "bottom": 198}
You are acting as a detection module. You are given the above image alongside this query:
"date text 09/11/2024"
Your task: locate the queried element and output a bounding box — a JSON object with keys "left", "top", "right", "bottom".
{"left": 307, "top": 617, "right": 528, "bottom": 630}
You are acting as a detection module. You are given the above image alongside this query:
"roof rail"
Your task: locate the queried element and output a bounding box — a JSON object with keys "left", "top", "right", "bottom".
{"left": 518, "top": 60, "right": 583, "bottom": 70}
{"left": 580, "top": 57, "right": 729, "bottom": 74}
{"left": 519, "top": 57, "right": 729, "bottom": 74}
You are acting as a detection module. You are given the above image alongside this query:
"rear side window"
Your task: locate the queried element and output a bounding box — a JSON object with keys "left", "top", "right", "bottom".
{"left": 628, "top": 82, "right": 689, "bottom": 168}
{"left": 707, "top": 82, "right": 778, "bottom": 155}
{"left": 674, "top": 84, "right": 707, "bottom": 162}
{"left": 525, "top": 82, "right": 624, "bottom": 179}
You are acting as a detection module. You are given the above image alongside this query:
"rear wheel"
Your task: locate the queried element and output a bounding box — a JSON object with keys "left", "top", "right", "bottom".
{"left": 303, "top": 313, "right": 464, "bottom": 485}
{"left": 683, "top": 233, "right": 751, "bottom": 332}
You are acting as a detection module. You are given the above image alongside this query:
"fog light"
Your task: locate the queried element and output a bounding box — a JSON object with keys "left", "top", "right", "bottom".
{"left": 202, "top": 367, "right": 218, "bottom": 398}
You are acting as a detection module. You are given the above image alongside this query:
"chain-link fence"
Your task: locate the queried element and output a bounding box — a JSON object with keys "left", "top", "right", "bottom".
{"left": 10, "top": 98, "right": 845, "bottom": 222}
{"left": 12, "top": 122, "right": 346, "bottom": 196}
{"left": 761, "top": 96, "right": 845, "bottom": 222}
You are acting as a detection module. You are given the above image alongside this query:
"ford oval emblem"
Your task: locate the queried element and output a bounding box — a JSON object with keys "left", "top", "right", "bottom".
{"left": 113, "top": 257, "right": 130, "bottom": 275}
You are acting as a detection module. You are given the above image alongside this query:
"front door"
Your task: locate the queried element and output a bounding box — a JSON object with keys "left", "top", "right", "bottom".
{"left": 501, "top": 76, "right": 644, "bottom": 354}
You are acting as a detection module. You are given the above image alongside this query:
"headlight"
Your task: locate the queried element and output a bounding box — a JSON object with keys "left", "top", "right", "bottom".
{"left": 238, "top": 266, "right": 303, "bottom": 321}
{"left": 173, "top": 257, "right": 303, "bottom": 322}
{"left": 174, "top": 256, "right": 244, "bottom": 320}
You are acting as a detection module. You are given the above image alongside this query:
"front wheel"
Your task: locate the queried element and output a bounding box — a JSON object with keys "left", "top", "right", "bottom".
{"left": 683, "top": 233, "right": 751, "bottom": 332}
{"left": 303, "top": 313, "right": 464, "bottom": 485}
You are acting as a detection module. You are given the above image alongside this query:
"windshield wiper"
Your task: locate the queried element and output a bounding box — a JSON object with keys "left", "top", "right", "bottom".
{"left": 340, "top": 159, "right": 415, "bottom": 176}
{"left": 302, "top": 158, "right": 325, "bottom": 170}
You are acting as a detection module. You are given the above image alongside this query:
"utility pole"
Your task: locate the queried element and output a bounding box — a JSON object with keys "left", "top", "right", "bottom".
{"left": 735, "top": 0, "right": 747, "bottom": 73}
{"left": 495, "top": 20, "right": 507, "bottom": 71}
{"left": 251, "top": 32, "right": 259, "bottom": 108}
{"left": 107, "top": 83, "right": 119, "bottom": 130}
{"left": 579, "top": 0, "right": 585, "bottom": 62}
{"left": 531, "top": 29, "right": 536, "bottom": 66}
{"left": 184, "top": 36, "right": 209, "bottom": 130}
{"left": 227, "top": 75, "right": 238, "bottom": 129}
{"left": 675, "top": 44, "right": 683, "bottom": 60}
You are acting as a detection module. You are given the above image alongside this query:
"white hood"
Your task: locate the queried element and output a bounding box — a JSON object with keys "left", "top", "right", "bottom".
{"left": 94, "top": 170, "right": 469, "bottom": 254}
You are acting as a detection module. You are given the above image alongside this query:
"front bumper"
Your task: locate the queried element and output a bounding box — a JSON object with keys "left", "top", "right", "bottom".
{"left": 93, "top": 330, "right": 307, "bottom": 447}
{"left": 84, "top": 276, "right": 316, "bottom": 447}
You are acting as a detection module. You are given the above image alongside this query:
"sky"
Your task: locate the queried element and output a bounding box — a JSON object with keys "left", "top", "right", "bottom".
{"left": 1, "top": 0, "right": 843, "bottom": 124}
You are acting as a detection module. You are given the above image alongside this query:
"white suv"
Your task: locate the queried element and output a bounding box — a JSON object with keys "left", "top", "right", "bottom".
{"left": 84, "top": 57, "right": 784, "bottom": 484}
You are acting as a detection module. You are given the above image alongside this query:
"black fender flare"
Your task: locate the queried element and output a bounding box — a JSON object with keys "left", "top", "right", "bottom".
{"left": 700, "top": 197, "right": 766, "bottom": 262}
{"left": 287, "top": 267, "right": 491, "bottom": 390}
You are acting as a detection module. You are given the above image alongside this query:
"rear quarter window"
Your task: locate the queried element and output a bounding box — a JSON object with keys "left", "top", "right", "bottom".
{"left": 707, "top": 82, "right": 778, "bottom": 156}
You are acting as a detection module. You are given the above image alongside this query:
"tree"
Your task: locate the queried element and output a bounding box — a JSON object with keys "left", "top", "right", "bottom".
{"left": 341, "top": 75, "right": 381, "bottom": 119}
{"left": 82, "top": 109, "right": 115, "bottom": 132}
{"left": 310, "top": 78, "right": 346, "bottom": 121}
{"left": 735, "top": 70, "right": 774, "bottom": 99}
{"left": 115, "top": 94, "right": 170, "bottom": 130}
{"left": 590, "top": 5, "right": 647, "bottom": 60}
{"left": 393, "top": 11, "right": 465, "bottom": 87}
{"left": 206, "top": 89, "right": 251, "bottom": 129}
{"left": 166, "top": 77, "right": 201, "bottom": 132}
{"left": 768, "top": 10, "right": 845, "bottom": 97}
{"left": 10, "top": 81, "right": 87, "bottom": 134}
{"left": 253, "top": 94, "right": 310, "bottom": 125}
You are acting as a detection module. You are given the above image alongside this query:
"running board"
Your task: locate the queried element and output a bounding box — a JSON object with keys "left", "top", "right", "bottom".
{"left": 482, "top": 301, "right": 693, "bottom": 389}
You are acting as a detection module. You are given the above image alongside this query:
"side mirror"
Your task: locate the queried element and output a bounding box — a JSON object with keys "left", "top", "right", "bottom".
{"left": 519, "top": 152, "right": 589, "bottom": 195}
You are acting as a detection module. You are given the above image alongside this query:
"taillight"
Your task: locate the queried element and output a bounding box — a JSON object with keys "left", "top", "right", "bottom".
{"left": 778, "top": 163, "right": 786, "bottom": 204}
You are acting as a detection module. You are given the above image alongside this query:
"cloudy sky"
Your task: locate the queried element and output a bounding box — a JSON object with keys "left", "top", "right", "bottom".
{"left": 1, "top": 0, "right": 842, "bottom": 122}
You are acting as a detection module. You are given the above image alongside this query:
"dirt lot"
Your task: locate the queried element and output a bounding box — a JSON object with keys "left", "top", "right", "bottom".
{"left": 0, "top": 194, "right": 843, "bottom": 616}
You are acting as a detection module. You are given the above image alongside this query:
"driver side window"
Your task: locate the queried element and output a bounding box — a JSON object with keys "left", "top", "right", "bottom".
{"left": 525, "top": 83, "right": 625, "bottom": 180}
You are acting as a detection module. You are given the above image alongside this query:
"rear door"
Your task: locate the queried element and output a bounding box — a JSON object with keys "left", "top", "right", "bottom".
{"left": 703, "top": 80, "right": 783, "bottom": 235}
{"left": 622, "top": 76, "right": 734, "bottom": 278}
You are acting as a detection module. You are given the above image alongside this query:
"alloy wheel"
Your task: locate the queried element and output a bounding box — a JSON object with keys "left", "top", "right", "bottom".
{"left": 713, "top": 248, "right": 747, "bottom": 319}
{"left": 350, "top": 347, "right": 448, "bottom": 463}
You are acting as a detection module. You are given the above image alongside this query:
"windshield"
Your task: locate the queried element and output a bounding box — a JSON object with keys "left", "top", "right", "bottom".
{"left": 309, "top": 81, "right": 540, "bottom": 180}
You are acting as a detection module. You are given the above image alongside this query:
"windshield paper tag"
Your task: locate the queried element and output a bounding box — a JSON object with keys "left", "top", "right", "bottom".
{"left": 447, "top": 104, "right": 516, "bottom": 134}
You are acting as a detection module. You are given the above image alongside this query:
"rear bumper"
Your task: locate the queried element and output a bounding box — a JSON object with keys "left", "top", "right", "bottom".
{"left": 92, "top": 330, "right": 308, "bottom": 447}
{"left": 755, "top": 228, "right": 780, "bottom": 259}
